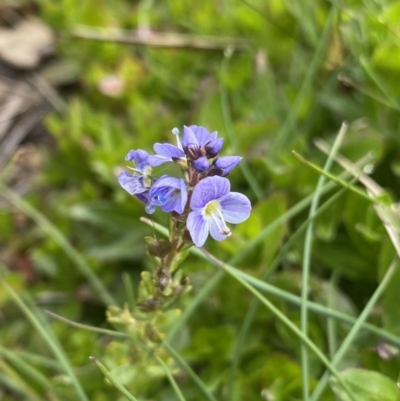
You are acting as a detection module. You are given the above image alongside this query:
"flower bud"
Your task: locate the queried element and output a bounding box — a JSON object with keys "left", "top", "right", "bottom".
{"left": 193, "top": 156, "right": 209, "bottom": 172}
{"left": 145, "top": 237, "right": 172, "bottom": 258}
{"left": 206, "top": 137, "right": 223, "bottom": 158}
{"left": 213, "top": 156, "right": 242, "bottom": 176}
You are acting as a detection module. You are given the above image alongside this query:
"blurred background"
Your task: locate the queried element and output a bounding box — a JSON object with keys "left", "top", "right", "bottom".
{"left": 1, "top": 0, "right": 400, "bottom": 400}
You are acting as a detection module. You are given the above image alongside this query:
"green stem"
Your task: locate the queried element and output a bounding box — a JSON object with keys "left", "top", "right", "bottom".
{"left": 292, "top": 151, "right": 377, "bottom": 205}
{"left": 300, "top": 122, "right": 348, "bottom": 400}
{"left": 327, "top": 272, "right": 340, "bottom": 360}
{"left": 90, "top": 357, "right": 139, "bottom": 401}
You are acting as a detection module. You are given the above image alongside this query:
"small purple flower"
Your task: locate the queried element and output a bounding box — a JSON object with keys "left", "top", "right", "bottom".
{"left": 147, "top": 175, "right": 188, "bottom": 214}
{"left": 213, "top": 156, "right": 242, "bottom": 176}
{"left": 187, "top": 176, "right": 251, "bottom": 247}
{"left": 118, "top": 149, "right": 153, "bottom": 195}
{"left": 182, "top": 125, "right": 224, "bottom": 159}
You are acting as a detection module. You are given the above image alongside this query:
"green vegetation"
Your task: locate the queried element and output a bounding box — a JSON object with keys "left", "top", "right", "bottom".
{"left": 2, "top": 1, "right": 400, "bottom": 400}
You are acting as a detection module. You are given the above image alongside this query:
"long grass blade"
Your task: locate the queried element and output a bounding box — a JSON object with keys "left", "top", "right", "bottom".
{"left": 163, "top": 342, "right": 218, "bottom": 401}
{"left": 0, "top": 278, "right": 89, "bottom": 401}
{"left": 199, "top": 248, "right": 357, "bottom": 401}
{"left": 310, "top": 258, "right": 399, "bottom": 401}
{"left": 153, "top": 354, "right": 187, "bottom": 401}
{"left": 0, "top": 359, "right": 43, "bottom": 401}
{"left": 228, "top": 183, "right": 350, "bottom": 400}
{"left": 0, "top": 345, "right": 54, "bottom": 392}
{"left": 327, "top": 272, "right": 340, "bottom": 360}
{"left": 300, "top": 122, "right": 348, "bottom": 400}
{"left": 90, "top": 357, "right": 139, "bottom": 401}
{"left": 0, "top": 183, "right": 116, "bottom": 306}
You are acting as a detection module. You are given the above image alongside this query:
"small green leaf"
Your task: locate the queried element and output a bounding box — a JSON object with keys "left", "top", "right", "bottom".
{"left": 330, "top": 368, "right": 400, "bottom": 401}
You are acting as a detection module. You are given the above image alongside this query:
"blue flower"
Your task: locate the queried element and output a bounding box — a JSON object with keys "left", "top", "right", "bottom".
{"left": 213, "top": 156, "right": 242, "bottom": 176}
{"left": 147, "top": 175, "right": 188, "bottom": 214}
{"left": 118, "top": 149, "right": 153, "bottom": 195}
{"left": 182, "top": 125, "right": 223, "bottom": 159}
{"left": 187, "top": 176, "right": 251, "bottom": 247}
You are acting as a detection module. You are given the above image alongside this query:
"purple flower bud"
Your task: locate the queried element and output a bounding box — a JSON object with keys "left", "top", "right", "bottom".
{"left": 193, "top": 156, "right": 209, "bottom": 172}
{"left": 206, "top": 137, "right": 223, "bottom": 157}
{"left": 213, "top": 156, "right": 242, "bottom": 176}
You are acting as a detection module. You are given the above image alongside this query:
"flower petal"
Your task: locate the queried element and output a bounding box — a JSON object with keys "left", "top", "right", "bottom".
{"left": 161, "top": 180, "right": 187, "bottom": 214}
{"left": 149, "top": 176, "right": 188, "bottom": 214}
{"left": 187, "top": 210, "right": 209, "bottom": 247}
{"left": 219, "top": 192, "right": 251, "bottom": 223}
{"left": 208, "top": 213, "right": 231, "bottom": 242}
{"left": 188, "top": 125, "right": 217, "bottom": 147}
{"left": 153, "top": 143, "right": 185, "bottom": 158}
{"left": 125, "top": 149, "right": 149, "bottom": 172}
{"left": 145, "top": 203, "right": 156, "bottom": 214}
{"left": 182, "top": 125, "right": 199, "bottom": 149}
{"left": 147, "top": 154, "right": 170, "bottom": 167}
{"left": 190, "top": 176, "right": 230, "bottom": 209}
{"left": 178, "top": 178, "right": 188, "bottom": 213}
{"left": 118, "top": 171, "right": 146, "bottom": 195}
{"left": 136, "top": 191, "right": 149, "bottom": 204}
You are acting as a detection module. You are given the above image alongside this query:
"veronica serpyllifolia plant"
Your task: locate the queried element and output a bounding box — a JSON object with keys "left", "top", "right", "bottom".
{"left": 113, "top": 125, "right": 251, "bottom": 342}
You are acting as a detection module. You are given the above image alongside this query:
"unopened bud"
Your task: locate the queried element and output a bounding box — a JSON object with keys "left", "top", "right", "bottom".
{"left": 145, "top": 237, "right": 172, "bottom": 258}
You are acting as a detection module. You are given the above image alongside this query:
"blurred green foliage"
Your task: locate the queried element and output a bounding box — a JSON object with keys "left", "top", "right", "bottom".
{"left": 2, "top": 0, "right": 400, "bottom": 400}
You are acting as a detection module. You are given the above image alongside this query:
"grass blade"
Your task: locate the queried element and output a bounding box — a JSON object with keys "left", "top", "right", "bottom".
{"left": 310, "top": 258, "right": 399, "bottom": 401}
{"left": 0, "top": 345, "right": 54, "bottom": 392}
{"left": 228, "top": 183, "right": 350, "bottom": 400}
{"left": 90, "top": 357, "right": 139, "bottom": 401}
{"left": 0, "top": 278, "right": 89, "bottom": 401}
{"left": 300, "top": 122, "right": 348, "bottom": 400}
{"left": 153, "top": 354, "right": 187, "bottom": 401}
{"left": 47, "top": 310, "right": 215, "bottom": 401}
{"left": 163, "top": 342, "right": 219, "bottom": 401}
{"left": 0, "top": 183, "right": 116, "bottom": 306}
{"left": 199, "top": 248, "right": 357, "bottom": 401}
{"left": 292, "top": 151, "right": 378, "bottom": 204}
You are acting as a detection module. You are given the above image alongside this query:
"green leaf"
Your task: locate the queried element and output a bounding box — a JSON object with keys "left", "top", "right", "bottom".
{"left": 330, "top": 368, "right": 400, "bottom": 401}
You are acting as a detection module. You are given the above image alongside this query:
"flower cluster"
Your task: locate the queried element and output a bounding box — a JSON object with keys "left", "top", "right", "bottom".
{"left": 118, "top": 125, "right": 251, "bottom": 247}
